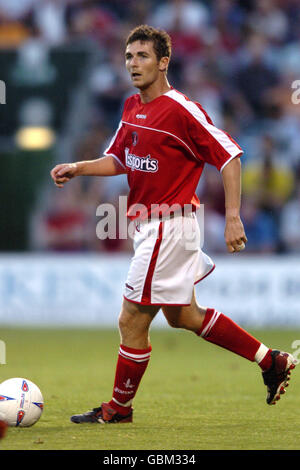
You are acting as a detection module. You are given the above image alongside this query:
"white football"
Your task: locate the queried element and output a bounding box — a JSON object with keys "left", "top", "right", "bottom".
{"left": 0, "top": 378, "right": 44, "bottom": 427}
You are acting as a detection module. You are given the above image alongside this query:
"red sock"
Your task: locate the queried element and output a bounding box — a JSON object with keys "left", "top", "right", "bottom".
{"left": 108, "top": 344, "right": 151, "bottom": 415}
{"left": 196, "top": 308, "right": 272, "bottom": 369}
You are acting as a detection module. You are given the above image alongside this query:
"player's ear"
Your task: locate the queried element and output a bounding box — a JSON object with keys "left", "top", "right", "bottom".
{"left": 159, "top": 56, "right": 169, "bottom": 73}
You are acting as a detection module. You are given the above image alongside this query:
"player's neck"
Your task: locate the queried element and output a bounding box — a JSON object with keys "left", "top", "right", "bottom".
{"left": 139, "top": 77, "right": 171, "bottom": 104}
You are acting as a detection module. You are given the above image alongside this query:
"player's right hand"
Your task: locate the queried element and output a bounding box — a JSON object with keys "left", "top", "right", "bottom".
{"left": 50, "top": 163, "right": 78, "bottom": 188}
{"left": 224, "top": 215, "right": 247, "bottom": 254}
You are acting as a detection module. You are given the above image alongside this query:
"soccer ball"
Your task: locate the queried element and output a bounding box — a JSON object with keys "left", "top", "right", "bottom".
{"left": 0, "top": 378, "right": 44, "bottom": 427}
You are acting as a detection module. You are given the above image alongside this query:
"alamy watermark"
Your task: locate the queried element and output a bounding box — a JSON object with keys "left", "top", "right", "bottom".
{"left": 0, "top": 80, "right": 6, "bottom": 104}
{"left": 0, "top": 340, "right": 6, "bottom": 364}
{"left": 291, "top": 80, "right": 300, "bottom": 105}
{"left": 291, "top": 339, "right": 300, "bottom": 364}
{"left": 95, "top": 196, "right": 205, "bottom": 250}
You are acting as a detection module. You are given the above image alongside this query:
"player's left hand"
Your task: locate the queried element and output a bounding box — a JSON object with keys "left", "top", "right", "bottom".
{"left": 224, "top": 215, "right": 247, "bottom": 254}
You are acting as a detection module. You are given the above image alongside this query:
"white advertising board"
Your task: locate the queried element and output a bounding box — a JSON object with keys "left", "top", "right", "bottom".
{"left": 0, "top": 254, "right": 299, "bottom": 328}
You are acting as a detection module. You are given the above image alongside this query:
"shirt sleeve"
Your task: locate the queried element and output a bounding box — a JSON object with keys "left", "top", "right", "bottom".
{"left": 103, "top": 121, "right": 127, "bottom": 170}
{"left": 186, "top": 103, "right": 243, "bottom": 172}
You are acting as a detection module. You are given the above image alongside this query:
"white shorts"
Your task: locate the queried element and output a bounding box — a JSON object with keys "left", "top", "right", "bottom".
{"left": 124, "top": 212, "right": 215, "bottom": 306}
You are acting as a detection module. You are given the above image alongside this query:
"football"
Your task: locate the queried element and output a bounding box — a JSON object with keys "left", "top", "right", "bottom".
{"left": 0, "top": 378, "right": 44, "bottom": 427}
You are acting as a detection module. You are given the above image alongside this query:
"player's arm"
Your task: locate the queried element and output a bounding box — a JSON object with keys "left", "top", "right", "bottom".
{"left": 221, "top": 157, "right": 247, "bottom": 253}
{"left": 50, "top": 155, "right": 126, "bottom": 188}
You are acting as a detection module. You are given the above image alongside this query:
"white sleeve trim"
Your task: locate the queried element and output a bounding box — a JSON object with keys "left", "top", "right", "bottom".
{"left": 220, "top": 151, "right": 243, "bottom": 173}
{"left": 103, "top": 120, "right": 126, "bottom": 169}
{"left": 103, "top": 152, "right": 126, "bottom": 170}
{"left": 103, "top": 120, "right": 122, "bottom": 153}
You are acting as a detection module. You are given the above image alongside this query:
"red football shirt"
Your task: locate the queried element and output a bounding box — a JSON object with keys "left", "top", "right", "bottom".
{"left": 104, "top": 88, "right": 243, "bottom": 220}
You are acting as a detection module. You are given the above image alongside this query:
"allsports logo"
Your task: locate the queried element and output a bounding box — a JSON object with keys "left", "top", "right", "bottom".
{"left": 114, "top": 386, "right": 134, "bottom": 395}
{"left": 125, "top": 147, "right": 158, "bottom": 173}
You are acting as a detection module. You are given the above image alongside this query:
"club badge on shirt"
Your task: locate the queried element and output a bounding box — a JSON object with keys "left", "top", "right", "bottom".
{"left": 132, "top": 131, "right": 138, "bottom": 146}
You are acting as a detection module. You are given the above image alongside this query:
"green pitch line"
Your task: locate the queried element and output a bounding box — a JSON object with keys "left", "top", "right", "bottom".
{"left": 0, "top": 327, "right": 299, "bottom": 450}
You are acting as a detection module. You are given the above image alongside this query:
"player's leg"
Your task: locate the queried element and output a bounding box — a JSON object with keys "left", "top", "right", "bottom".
{"left": 118, "top": 297, "right": 159, "bottom": 349}
{"left": 163, "top": 289, "right": 271, "bottom": 364}
{"left": 105, "top": 298, "right": 159, "bottom": 416}
{"left": 70, "top": 299, "right": 159, "bottom": 424}
{"left": 162, "top": 289, "right": 297, "bottom": 405}
{"left": 161, "top": 290, "right": 205, "bottom": 332}
{"left": 71, "top": 218, "right": 163, "bottom": 424}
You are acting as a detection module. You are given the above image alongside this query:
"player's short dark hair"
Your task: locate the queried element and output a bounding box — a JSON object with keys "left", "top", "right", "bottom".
{"left": 125, "top": 24, "right": 172, "bottom": 62}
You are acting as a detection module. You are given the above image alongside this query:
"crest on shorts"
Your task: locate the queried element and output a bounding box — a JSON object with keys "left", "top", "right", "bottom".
{"left": 132, "top": 131, "right": 138, "bottom": 146}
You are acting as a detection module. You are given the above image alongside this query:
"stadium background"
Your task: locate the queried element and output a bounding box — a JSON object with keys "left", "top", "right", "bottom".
{"left": 0, "top": 0, "right": 300, "bottom": 329}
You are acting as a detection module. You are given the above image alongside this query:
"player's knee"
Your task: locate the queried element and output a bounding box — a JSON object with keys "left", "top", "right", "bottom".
{"left": 168, "top": 319, "right": 197, "bottom": 331}
{"left": 118, "top": 300, "right": 156, "bottom": 335}
{"left": 166, "top": 316, "right": 183, "bottom": 329}
{"left": 167, "top": 317, "right": 203, "bottom": 332}
{"left": 118, "top": 308, "right": 135, "bottom": 334}
{"left": 163, "top": 307, "right": 189, "bottom": 329}
{"left": 164, "top": 304, "right": 206, "bottom": 331}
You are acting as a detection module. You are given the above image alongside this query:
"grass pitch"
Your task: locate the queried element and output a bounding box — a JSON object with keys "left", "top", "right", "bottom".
{"left": 0, "top": 327, "right": 300, "bottom": 451}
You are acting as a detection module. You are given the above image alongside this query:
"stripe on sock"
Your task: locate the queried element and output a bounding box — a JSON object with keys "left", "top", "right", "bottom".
{"left": 200, "top": 310, "right": 221, "bottom": 338}
{"left": 112, "top": 397, "right": 133, "bottom": 407}
{"left": 198, "top": 309, "right": 263, "bottom": 362}
{"left": 254, "top": 343, "right": 270, "bottom": 364}
{"left": 119, "top": 346, "right": 151, "bottom": 363}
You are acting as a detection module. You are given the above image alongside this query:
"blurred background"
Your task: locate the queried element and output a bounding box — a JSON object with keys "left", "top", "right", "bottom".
{"left": 0, "top": 0, "right": 299, "bottom": 328}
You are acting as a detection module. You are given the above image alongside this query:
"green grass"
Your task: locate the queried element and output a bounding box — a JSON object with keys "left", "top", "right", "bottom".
{"left": 0, "top": 327, "right": 299, "bottom": 450}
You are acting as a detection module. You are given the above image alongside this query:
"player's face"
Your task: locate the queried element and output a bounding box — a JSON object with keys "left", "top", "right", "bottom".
{"left": 125, "top": 40, "right": 166, "bottom": 90}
